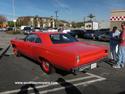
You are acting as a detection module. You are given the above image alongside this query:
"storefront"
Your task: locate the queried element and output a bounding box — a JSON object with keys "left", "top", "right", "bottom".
{"left": 110, "top": 10, "right": 125, "bottom": 31}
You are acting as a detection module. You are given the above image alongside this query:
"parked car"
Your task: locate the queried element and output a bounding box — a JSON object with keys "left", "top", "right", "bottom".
{"left": 93, "top": 30, "right": 104, "bottom": 40}
{"left": 48, "top": 28, "right": 58, "bottom": 32}
{"left": 23, "top": 27, "right": 33, "bottom": 34}
{"left": 97, "top": 32, "right": 110, "bottom": 42}
{"left": 0, "top": 28, "right": 7, "bottom": 32}
{"left": 99, "top": 28, "right": 110, "bottom": 33}
{"left": 5, "top": 27, "right": 14, "bottom": 32}
{"left": 33, "top": 27, "right": 41, "bottom": 32}
{"left": 62, "top": 29, "right": 71, "bottom": 33}
{"left": 11, "top": 32, "right": 108, "bottom": 74}
{"left": 83, "top": 30, "right": 95, "bottom": 39}
{"left": 20, "top": 26, "right": 26, "bottom": 30}
{"left": 68, "top": 29, "right": 85, "bottom": 38}
{"left": 0, "top": 28, "right": 2, "bottom": 32}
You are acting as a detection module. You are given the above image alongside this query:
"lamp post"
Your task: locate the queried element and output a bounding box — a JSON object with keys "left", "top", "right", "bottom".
{"left": 12, "top": 0, "right": 16, "bottom": 31}
{"left": 55, "top": 10, "right": 58, "bottom": 28}
{"left": 50, "top": 16, "right": 54, "bottom": 28}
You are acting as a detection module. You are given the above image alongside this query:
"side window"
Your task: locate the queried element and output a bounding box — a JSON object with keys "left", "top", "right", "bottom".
{"left": 25, "top": 34, "right": 42, "bottom": 43}
{"left": 25, "top": 34, "right": 36, "bottom": 42}
{"left": 35, "top": 37, "right": 41, "bottom": 43}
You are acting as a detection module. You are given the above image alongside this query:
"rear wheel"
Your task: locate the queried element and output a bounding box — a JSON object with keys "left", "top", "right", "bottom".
{"left": 40, "top": 59, "right": 55, "bottom": 74}
{"left": 13, "top": 47, "right": 20, "bottom": 57}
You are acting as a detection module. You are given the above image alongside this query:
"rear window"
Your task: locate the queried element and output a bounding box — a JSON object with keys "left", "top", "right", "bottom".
{"left": 24, "top": 27, "right": 31, "bottom": 30}
{"left": 50, "top": 34, "right": 78, "bottom": 44}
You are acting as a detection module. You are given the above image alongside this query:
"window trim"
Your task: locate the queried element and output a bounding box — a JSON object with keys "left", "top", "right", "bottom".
{"left": 25, "top": 34, "right": 42, "bottom": 43}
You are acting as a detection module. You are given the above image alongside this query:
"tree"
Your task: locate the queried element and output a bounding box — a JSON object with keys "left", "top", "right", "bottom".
{"left": 8, "top": 21, "right": 14, "bottom": 27}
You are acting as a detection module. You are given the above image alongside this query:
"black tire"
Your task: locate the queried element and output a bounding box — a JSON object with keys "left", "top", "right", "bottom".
{"left": 40, "top": 59, "right": 55, "bottom": 74}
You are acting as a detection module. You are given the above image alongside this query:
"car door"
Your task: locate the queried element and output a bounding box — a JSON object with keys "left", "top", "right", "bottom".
{"left": 23, "top": 34, "right": 36, "bottom": 58}
{"left": 31, "top": 34, "right": 42, "bottom": 60}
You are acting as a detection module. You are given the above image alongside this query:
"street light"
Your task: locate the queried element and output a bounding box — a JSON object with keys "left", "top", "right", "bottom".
{"left": 55, "top": 10, "right": 58, "bottom": 28}
{"left": 12, "top": 0, "right": 16, "bottom": 31}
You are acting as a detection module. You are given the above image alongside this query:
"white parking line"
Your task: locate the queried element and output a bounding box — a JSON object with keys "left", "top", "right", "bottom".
{"left": 31, "top": 77, "right": 106, "bottom": 94}
{"left": 5, "top": 53, "right": 14, "bottom": 55}
{"left": 0, "top": 73, "right": 106, "bottom": 94}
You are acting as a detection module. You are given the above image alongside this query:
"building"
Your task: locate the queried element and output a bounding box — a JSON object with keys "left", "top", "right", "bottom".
{"left": 110, "top": 9, "right": 125, "bottom": 30}
{"left": 84, "top": 21, "right": 99, "bottom": 30}
{"left": 0, "top": 15, "right": 8, "bottom": 28}
{"left": 16, "top": 16, "right": 70, "bottom": 28}
{"left": 0, "top": 22, "right": 8, "bottom": 28}
{"left": 98, "top": 20, "right": 110, "bottom": 29}
{"left": 17, "top": 16, "right": 53, "bottom": 28}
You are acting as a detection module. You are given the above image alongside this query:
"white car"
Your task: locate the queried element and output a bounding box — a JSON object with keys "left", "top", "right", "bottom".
{"left": 62, "top": 29, "right": 71, "bottom": 33}
{"left": 48, "top": 29, "right": 58, "bottom": 32}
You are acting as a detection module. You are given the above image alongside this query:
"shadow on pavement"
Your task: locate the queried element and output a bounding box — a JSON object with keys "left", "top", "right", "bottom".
{"left": 82, "top": 85, "right": 100, "bottom": 94}
{"left": 57, "top": 78, "right": 82, "bottom": 94}
{"left": 17, "top": 84, "right": 39, "bottom": 94}
{"left": 22, "top": 55, "right": 73, "bottom": 76}
{"left": 55, "top": 68, "right": 72, "bottom": 76}
{"left": 118, "top": 91, "right": 125, "bottom": 94}
{"left": 103, "top": 58, "right": 117, "bottom": 66}
{"left": 21, "top": 55, "right": 41, "bottom": 66}
{"left": 0, "top": 45, "right": 10, "bottom": 59}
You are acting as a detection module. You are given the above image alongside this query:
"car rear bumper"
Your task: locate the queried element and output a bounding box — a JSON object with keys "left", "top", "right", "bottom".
{"left": 71, "top": 56, "right": 108, "bottom": 73}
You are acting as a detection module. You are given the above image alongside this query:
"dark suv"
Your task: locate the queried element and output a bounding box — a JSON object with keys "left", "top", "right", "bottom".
{"left": 68, "top": 29, "right": 85, "bottom": 38}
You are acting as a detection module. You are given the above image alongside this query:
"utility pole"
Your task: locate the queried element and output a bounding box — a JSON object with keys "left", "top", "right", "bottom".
{"left": 55, "top": 10, "right": 58, "bottom": 28}
{"left": 12, "top": 0, "right": 16, "bottom": 31}
{"left": 83, "top": 17, "right": 86, "bottom": 29}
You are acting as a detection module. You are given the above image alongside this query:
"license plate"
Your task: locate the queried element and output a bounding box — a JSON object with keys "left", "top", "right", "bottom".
{"left": 91, "top": 63, "right": 97, "bottom": 69}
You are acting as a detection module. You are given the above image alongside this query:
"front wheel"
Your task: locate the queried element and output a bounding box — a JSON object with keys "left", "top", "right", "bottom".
{"left": 40, "top": 59, "right": 55, "bottom": 74}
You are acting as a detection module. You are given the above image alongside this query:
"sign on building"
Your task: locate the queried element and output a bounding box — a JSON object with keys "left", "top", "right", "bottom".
{"left": 110, "top": 10, "right": 125, "bottom": 30}
{"left": 85, "top": 21, "right": 98, "bottom": 30}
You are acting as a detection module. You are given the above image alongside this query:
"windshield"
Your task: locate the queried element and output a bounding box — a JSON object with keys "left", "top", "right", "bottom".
{"left": 50, "top": 34, "right": 78, "bottom": 44}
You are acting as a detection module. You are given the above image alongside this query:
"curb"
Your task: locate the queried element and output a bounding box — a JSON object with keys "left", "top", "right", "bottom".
{"left": 0, "top": 44, "right": 11, "bottom": 59}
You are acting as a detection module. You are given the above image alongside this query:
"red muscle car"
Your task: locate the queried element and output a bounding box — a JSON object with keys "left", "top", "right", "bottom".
{"left": 10, "top": 32, "right": 108, "bottom": 74}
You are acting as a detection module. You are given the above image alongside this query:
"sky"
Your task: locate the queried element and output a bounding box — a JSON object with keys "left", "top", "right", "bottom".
{"left": 0, "top": 0, "right": 125, "bottom": 22}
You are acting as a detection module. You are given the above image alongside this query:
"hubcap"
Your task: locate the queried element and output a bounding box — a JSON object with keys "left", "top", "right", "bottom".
{"left": 13, "top": 48, "right": 17, "bottom": 55}
{"left": 42, "top": 61, "right": 49, "bottom": 72}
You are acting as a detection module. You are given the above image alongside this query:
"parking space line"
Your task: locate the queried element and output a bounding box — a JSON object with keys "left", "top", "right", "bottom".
{"left": 31, "top": 77, "right": 106, "bottom": 94}
{"left": 0, "top": 73, "right": 106, "bottom": 94}
{"left": 86, "top": 73, "right": 105, "bottom": 79}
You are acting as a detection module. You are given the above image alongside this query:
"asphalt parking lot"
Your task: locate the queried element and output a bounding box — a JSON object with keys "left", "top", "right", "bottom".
{"left": 0, "top": 32, "right": 125, "bottom": 94}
